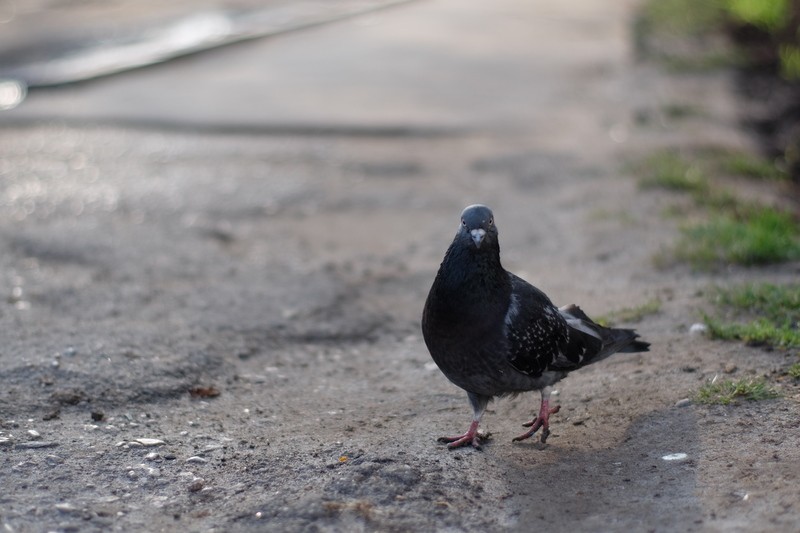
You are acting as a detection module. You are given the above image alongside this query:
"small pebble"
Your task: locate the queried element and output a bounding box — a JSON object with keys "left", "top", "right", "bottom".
{"left": 144, "top": 452, "right": 162, "bottom": 461}
{"left": 55, "top": 502, "right": 77, "bottom": 512}
{"left": 0, "top": 437, "right": 12, "bottom": 447}
{"left": 185, "top": 456, "right": 208, "bottom": 464}
{"left": 689, "top": 323, "right": 707, "bottom": 335}
{"left": 188, "top": 478, "right": 205, "bottom": 492}
{"left": 163, "top": 453, "right": 177, "bottom": 460}
{"left": 662, "top": 453, "right": 688, "bottom": 461}
{"left": 45, "top": 454, "right": 65, "bottom": 464}
{"left": 135, "top": 438, "right": 165, "bottom": 447}
{"left": 27, "top": 429, "right": 41, "bottom": 439}
{"left": 675, "top": 398, "right": 692, "bottom": 408}
{"left": 723, "top": 363, "right": 738, "bottom": 374}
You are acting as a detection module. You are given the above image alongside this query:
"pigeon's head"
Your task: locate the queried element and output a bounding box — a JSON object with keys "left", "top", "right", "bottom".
{"left": 459, "top": 204, "right": 497, "bottom": 249}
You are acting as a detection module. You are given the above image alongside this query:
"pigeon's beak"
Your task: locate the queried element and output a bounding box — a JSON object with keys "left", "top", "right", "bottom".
{"left": 470, "top": 228, "right": 486, "bottom": 248}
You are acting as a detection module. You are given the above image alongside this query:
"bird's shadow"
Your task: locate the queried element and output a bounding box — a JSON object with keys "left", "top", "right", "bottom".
{"left": 497, "top": 406, "right": 704, "bottom": 531}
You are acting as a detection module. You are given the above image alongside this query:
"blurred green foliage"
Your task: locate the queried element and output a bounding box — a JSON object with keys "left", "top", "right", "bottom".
{"left": 640, "top": 0, "right": 800, "bottom": 79}
{"left": 720, "top": 0, "right": 799, "bottom": 80}
{"left": 640, "top": 0, "right": 725, "bottom": 36}
{"left": 726, "top": 0, "right": 790, "bottom": 32}
{"left": 634, "top": 148, "right": 800, "bottom": 269}
{"left": 637, "top": 151, "right": 709, "bottom": 193}
{"left": 779, "top": 44, "right": 800, "bottom": 78}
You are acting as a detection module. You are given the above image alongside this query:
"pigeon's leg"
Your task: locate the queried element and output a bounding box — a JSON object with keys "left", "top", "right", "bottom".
{"left": 513, "top": 387, "right": 560, "bottom": 443}
{"left": 438, "top": 392, "right": 491, "bottom": 449}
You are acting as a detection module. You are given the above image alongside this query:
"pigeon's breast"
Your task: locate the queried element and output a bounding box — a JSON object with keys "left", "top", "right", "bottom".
{"left": 423, "top": 318, "right": 542, "bottom": 396}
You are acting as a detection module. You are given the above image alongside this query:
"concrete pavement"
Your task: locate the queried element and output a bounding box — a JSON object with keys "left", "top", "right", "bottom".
{"left": 7, "top": 0, "right": 637, "bottom": 142}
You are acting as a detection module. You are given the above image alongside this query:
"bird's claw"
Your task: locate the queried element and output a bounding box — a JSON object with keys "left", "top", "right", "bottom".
{"left": 511, "top": 427, "right": 540, "bottom": 443}
{"left": 438, "top": 430, "right": 491, "bottom": 450}
{"left": 512, "top": 426, "right": 548, "bottom": 443}
{"left": 514, "top": 404, "right": 560, "bottom": 443}
{"left": 540, "top": 427, "right": 551, "bottom": 443}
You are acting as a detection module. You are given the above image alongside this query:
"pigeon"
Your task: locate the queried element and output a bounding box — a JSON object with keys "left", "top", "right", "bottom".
{"left": 421, "top": 205, "right": 650, "bottom": 449}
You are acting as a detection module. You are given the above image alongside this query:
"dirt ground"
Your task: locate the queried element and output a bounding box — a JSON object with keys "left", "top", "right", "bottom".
{"left": 1, "top": 1, "right": 799, "bottom": 532}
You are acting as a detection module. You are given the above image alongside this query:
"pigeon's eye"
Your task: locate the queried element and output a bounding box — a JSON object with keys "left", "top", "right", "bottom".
{"left": 488, "top": 218, "right": 493, "bottom": 226}
{"left": 461, "top": 219, "right": 467, "bottom": 226}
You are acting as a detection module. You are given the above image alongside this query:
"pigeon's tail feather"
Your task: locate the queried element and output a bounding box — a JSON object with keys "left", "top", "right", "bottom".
{"left": 558, "top": 304, "right": 649, "bottom": 367}
{"left": 602, "top": 327, "right": 650, "bottom": 354}
{"left": 619, "top": 337, "right": 650, "bottom": 353}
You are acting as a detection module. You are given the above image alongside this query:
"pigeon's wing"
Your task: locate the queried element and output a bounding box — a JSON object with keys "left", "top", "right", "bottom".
{"left": 504, "top": 274, "right": 572, "bottom": 377}
{"left": 553, "top": 304, "right": 605, "bottom": 368}
{"left": 505, "top": 275, "right": 615, "bottom": 376}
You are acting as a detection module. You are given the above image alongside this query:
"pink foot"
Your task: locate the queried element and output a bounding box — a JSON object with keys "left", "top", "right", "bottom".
{"left": 513, "top": 402, "right": 560, "bottom": 443}
{"left": 437, "top": 420, "right": 488, "bottom": 449}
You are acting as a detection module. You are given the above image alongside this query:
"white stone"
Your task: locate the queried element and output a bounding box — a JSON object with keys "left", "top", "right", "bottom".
{"left": 689, "top": 323, "right": 707, "bottom": 335}
{"left": 135, "top": 438, "right": 166, "bottom": 447}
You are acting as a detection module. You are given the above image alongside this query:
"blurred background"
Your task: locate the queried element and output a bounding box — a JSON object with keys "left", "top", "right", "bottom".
{"left": 0, "top": 0, "right": 412, "bottom": 88}
{"left": 1, "top": 0, "right": 798, "bottom": 179}
{"left": 636, "top": 0, "right": 800, "bottom": 182}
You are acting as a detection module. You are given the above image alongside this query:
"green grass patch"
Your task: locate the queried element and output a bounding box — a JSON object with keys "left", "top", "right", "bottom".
{"left": 595, "top": 298, "right": 662, "bottom": 327}
{"left": 634, "top": 149, "right": 800, "bottom": 269}
{"left": 676, "top": 208, "right": 800, "bottom": 268}
{"left": 637, "top": 151, "right": 709, "bottom": 193}
{"left": 693, "top": 146, "right": 788, "bottom": 181}
{"left": 703, "top": 283, "right": 800, "bottom": 348}
{"left": 695, "top": 377, "right": 780, "bottom": 405}
{"left": 787, "top": 362, "right": 800, "bottom": 379}
{"left": 720, "top": 152, "right": 788, "bottom": 181}
{"left": 712, "top": 283, "right": 800, "bottom": 323}
{"left": 704, "top": 316, "right": 800, "bottom": 348}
